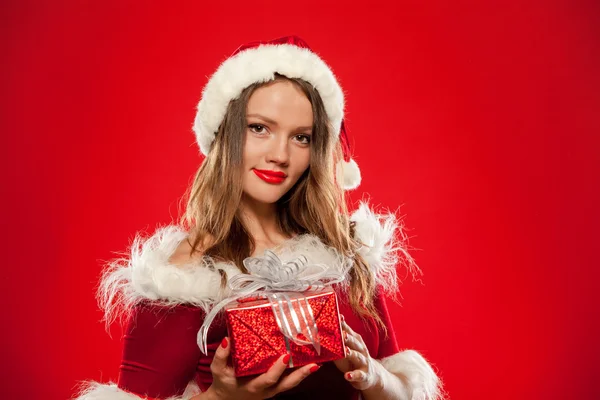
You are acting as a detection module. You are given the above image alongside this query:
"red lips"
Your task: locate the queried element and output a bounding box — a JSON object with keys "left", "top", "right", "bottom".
{"left": 253, "top": 169, "right": 287, "bottom": 184}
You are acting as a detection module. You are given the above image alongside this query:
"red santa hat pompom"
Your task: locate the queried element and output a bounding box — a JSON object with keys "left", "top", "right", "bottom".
{"left": 192, "top": 35, "right": 362, "bottom": 191}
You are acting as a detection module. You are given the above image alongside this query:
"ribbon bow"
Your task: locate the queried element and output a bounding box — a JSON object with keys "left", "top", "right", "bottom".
{"left": 197, "top": 249, "right": 348, "bottom": 355}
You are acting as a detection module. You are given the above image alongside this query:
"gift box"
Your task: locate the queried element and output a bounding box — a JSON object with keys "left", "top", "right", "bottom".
{"left": 224, "top": 287, "right": 346, "bottom": 377}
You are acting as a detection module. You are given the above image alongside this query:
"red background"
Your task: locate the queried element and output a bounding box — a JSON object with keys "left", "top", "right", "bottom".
{"left": 2, "top": 1, "right": 599, "bottom": 399}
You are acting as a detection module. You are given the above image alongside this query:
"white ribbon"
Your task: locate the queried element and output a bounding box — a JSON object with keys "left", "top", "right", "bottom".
{"left": 197, "top": 249, "right": 348, "bottom": 355}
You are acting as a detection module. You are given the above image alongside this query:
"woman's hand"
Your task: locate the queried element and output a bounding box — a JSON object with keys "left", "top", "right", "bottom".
{"left": 201, "top": 337, "right": 319, "bottom": 400}
{"left": 334, "top": 316, "right": 384, "bottom": 391}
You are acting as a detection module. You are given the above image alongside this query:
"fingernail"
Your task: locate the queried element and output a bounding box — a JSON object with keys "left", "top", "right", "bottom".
{"left": 346, "top": 372, "right": 353, "bottom": 380}
{"left": 220, "top": 337, "right": 228, "bottom": 348}
{"left": 344, "top": 332, "right": 348, "bottom": 341}
{"left": 283, "top": 353, "right": 291, "bottom": 364}
{"left": 309, "top": 364, "right": 320, "bottom": 373}
{"left": 341, "top": 315, "right": 345, "bottom": 321}
{"left": 346, "top": 346, "right": 351, "bottom": 355}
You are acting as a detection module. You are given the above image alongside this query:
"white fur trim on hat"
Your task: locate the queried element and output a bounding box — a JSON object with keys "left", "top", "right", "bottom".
{"left": 335, "top": 158, "right": 362, "bottom": 190}
{"left": 73, "top": 379, "right": 200, "bottom": 399}
{"left": 379, "top": 350, "right": 447, "bottom": 400}
{"left": 193, "top": 43, "right": 344, "bottom": 156}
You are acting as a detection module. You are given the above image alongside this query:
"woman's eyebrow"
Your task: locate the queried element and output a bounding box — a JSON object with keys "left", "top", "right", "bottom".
{"left": 247, "top": 114, "right": 278, "bottom": 126}
{"left": 293, "top": 126, "right": 313, "bottom": 133}
{"left": 247, "top": 113, "right": 312, "bottom": 132}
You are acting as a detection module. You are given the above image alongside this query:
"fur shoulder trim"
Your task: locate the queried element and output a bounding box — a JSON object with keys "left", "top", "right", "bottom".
{"left": 97, "top": 226, "right": 353, "bottom": 327}
{"left": 97, "top": 225, "right": 238, "bottom": 327}
{"left": 350, "top": 201, "right": 422, "bottom": 294}
{"left": 98, "top": 201, "right": 419, "bottom": 326}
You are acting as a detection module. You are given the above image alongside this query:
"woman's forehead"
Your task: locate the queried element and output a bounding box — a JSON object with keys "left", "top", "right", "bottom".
{"left": 246, "top": 80, "right": 313, "bottom": 128}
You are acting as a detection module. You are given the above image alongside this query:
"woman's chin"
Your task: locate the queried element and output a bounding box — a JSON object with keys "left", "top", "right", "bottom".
{"left": 242, "top": 192, "right": 285, "bottom": 205}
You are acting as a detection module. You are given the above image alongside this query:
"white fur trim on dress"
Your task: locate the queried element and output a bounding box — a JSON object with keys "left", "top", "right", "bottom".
{"left": 73, "top": 380, "right": 200, "bottom": 399}
{"left": 350, "top": 201, "right": 422, "bottom": 295}
{"left": 98, "top": 227, "right": 354, "bottom": 327}
{"left": 379, "top": 350, "right": 446, "bottom": 400}
{"left": 193, "top": 43, "right": 344, "bottom": 156}
{"left": 98, "top": 202, "right": 418, "bottom": 325}
{"left": 335, "top": 158, "right": 362, "bottom": 191}
{"left": 98, "top": 225, "right": 241, "bottom": 328}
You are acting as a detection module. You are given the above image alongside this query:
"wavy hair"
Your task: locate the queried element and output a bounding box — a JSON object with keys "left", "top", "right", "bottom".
{"left": 179, "top": 75, "right": 384, "bottom": 327}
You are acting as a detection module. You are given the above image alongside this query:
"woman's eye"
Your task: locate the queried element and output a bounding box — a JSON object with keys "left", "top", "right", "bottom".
{"left": 249, "top": 124, "right": 266, "bottom": 134}
{"left": 295, "top": 134, "right": 311, "bottom": 145}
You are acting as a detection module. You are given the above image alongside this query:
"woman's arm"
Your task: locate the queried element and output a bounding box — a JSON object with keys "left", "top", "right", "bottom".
{"left": 73, "top": 302, "right": 207, "bottom": 399}
{"left": 370, "top": 293, "right": 445, "bottom": 400}
{"left": 338, "top": 317, "right": 412, "bottom": 400}
{"left": 337, "top": 293, "right": 445, "bottom": 400}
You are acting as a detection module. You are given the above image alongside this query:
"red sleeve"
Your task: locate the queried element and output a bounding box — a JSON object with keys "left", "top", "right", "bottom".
{"left": 117, "top": 301, "right": 208, "bottom": 398}
{"left": 374, "top": 292, "right": 401, "bottom": 359}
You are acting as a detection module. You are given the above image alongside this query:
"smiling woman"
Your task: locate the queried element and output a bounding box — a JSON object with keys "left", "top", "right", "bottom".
{"left": 242, "top": 78, "right": 313, "bottom": 205}
{"left": 73, "top": 36, "right": 445, "bottom": 400}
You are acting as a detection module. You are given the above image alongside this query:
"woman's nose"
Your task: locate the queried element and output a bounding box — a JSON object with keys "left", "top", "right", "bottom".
{"left": 266, "top": 136, "right": 290, "bottom": 165}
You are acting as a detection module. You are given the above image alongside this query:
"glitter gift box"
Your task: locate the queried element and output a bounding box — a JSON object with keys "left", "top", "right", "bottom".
{"left": 224, "top": 287, "right": 346, "bottom": 377}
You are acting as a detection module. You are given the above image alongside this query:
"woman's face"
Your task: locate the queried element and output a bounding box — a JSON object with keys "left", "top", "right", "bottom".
{"left": 242, "top": 79, "right": 313, "bottom": 205}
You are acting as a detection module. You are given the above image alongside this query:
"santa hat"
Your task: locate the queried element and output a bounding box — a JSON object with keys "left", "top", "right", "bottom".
{"left": 192, "top": 35, "right": 362, "bottom": 191}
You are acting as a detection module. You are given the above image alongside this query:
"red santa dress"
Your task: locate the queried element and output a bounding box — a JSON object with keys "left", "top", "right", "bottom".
{"left": 73, "top": 203, "right": 444, "bottom": 400}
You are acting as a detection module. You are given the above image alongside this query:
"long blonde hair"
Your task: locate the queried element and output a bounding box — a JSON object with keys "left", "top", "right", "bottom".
{"left": 179, "top": 75, "right": 383, "bottom": 327}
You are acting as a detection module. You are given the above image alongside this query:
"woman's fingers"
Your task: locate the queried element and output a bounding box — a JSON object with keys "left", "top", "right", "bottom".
{"left": 342, "top": 319, "right": 367, "bottom": 349}
{"left": 340, "top": 318, "right": 370, "bottom": 368}
{"left": 248, "top": 352, "right": 291, "bottom": 392}
{"left": 210, "top": 337, "right": 231, "bottom": 376}
{"left": 266, "top": 363, "right": 320, "bottom": 397}
{"left": 341, "top": 319, "right": 359, "bottom": 336}
{"left": 344, "top": 330, "right": 367, "bottom": 354}
{"left": 340, "top": 316, "right": 377, "bottom": 390}
{"left": 333, "top": 355, "right": 351, "bottom": 373}
{"left": 345, "top": 369, "right": 368, "bottom": 383}
{"left": 346, "top": 346, "right": 368, "bottom": 368}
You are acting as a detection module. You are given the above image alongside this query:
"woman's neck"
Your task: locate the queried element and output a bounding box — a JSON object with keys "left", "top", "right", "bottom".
{"left": 239, "top": 195, "right": 287, "bottom": 247}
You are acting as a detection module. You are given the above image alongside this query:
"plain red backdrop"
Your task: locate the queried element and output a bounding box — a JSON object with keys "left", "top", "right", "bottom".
{"left": 2, "top": 1, "right": 598, "bottom": 399}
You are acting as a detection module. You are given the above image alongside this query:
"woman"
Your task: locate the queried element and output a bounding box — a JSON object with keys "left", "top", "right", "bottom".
{"left": 75, "top": 36, "right": 445, "bottom": 400}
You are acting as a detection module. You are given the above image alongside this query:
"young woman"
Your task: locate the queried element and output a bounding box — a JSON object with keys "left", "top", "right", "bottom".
{"left": 75, "top": 36, "right": 445, "bottom": 400}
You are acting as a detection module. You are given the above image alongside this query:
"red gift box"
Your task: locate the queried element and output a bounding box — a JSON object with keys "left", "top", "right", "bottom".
{"left": 224, "top": 287, "right": 346, "bottom": 377}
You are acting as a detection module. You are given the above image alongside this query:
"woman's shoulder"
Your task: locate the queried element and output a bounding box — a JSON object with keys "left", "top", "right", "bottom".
{"left": 168, "top": 228, "right": 226, "bottom": 267}
{"left": 98, "top": 225, "right": 239, "bottom": 325}
{"left": 168, "top": 233, "right": 204, "bottom": 266}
